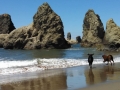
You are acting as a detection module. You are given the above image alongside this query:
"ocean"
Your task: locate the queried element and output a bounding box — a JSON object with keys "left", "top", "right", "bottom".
{"left": 0, "top": 44, "right": 120, "bottom": 90}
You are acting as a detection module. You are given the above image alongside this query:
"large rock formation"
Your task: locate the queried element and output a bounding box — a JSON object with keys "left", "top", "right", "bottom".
{"left": 2, "top": 2, "right": 70, "bottom": 49}
{"left": 32, "top": 2, "right": 70, "bottom": 49}
{"left": 104, "top": 19, "right": 120, "bottom": 49}
{"left": 81, "top": 9, "right": 105, "bottom": 47}
{"left": 0, "top": 14, "right": 15, "bottom": 34}
{"left": 0, "top": 34, "right": 8, "bottom": 48}
{"left": 3, "top": 24, "right": 34, "bottom": 49}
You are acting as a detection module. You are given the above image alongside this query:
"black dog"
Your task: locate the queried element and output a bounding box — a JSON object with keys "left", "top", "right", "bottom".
{"left": 88, "top": 54, "right": 94, "bottom": 68}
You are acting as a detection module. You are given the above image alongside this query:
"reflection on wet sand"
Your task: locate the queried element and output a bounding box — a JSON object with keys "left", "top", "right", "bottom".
{"left": 1, "top": 64, "right": 120, "bottom": 90}
{"left": 104, "top": 65, "right": 114, "bottom": 75}
{"left": 0, "top": 72, "right": 67, "bottom": 90}
{"left": 88, "top": 69, "right": 94, "bottom": 84}
{"left": 103, "top": 65, "right": 120, "bottom": 80}
{"left": 84, "top": 68, "right": 107, "bottom": 85}
{"left": 84, "top": 65, "right": 120, "bottom": 86}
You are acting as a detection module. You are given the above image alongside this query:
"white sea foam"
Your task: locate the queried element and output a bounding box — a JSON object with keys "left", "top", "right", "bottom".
{"left": 0, "top": 57, "right": 120, "bottom": 75}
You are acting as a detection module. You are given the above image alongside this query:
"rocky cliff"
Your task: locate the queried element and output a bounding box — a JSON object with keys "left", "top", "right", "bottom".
{"left": 81, "top": 9, "right": 105, "bottom": 47}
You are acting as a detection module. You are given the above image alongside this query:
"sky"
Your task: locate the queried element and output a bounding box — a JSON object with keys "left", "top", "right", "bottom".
{"left": 0, "top": 0, "right": 120, "bottom": 39}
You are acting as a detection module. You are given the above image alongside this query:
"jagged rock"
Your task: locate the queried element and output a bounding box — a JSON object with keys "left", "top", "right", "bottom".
{"left": 3, "top": 24, "right": 33, "bottom": 49}
{"left": 76, "top": 36, "right": 81, "bottom": 43}
{"left": 33, "top": 2, "right": 70, "bottom": 49}
{"left": 67, "top": 32, "right": 71, "bottom": 40}
{"left": 2, "top": 2, "right": 70, "bottom": 49}
{"left": 104, "top": 19, "right": 120, "bottom": 49}
{"left": 0, "top": 14, "right": 15, "bottom": 34}
{"left": 0, "top": 34, "right": 8, "bottom": 48}
{"left": 81, "top": 9, "right": 105, "bottom": 47}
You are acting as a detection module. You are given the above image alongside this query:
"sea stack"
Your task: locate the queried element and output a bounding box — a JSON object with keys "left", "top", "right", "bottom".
{"left": 33, "top": 2, "right": 70, "bottom": 49}
{"left": 81, "top": 9, "right": 105, "bottom": 47}
{"left": 0, "top": 14, "right": 15, "bottom": 34}
{"left": 76, "top": 36, "right": 81, "bottom": 43}
{"left": 104, "top": 19, "right": 120, "bottom": 49}
{"left": 2, "top": 2, "right": 70, "bottom": 49}
{"left": 67, "top": 32, "right": 71, "bottom": 40}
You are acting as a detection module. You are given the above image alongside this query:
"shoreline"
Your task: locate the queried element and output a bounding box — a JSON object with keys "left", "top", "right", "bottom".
{"left": 0, "top": 62, "right": 120, "bottom": 90}
{"left": 79, "top": 62, "right": 120, "bottom": 90}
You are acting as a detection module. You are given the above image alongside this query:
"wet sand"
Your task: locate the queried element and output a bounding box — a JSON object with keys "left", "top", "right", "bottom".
{"left": 79, "top": 63, "right": 120, "bottom": 90}
{"left": 80, "top": 80, "right": 120, "bottom": 90}
{"left": 0, "top": 63, "right": 120, "bottom": 90}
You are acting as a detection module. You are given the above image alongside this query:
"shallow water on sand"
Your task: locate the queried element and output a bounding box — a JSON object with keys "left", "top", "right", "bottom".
{"left": 0, "top": 63, "right": 120, "bottom": 90}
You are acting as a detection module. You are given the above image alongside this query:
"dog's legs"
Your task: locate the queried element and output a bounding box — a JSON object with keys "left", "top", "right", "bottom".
{"left": 90, "top": 65, "right": 92, "bottom": 68}
{"left": 110, "top": 61, "right": 112, "bottom": 65}
{"left": 89, "top": 63, "right": 92, "bottom": 68}
{"left": 106, "top": 61, "right": 109, "bottom": 65}
{"left": 111, "top": 55, "right": 114, "bottom": 65}
{"left": 112, "top": 59, "right": 114, "bottom": 65}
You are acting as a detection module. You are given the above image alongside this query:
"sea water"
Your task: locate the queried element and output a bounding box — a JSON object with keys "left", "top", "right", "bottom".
{"left": 0, "top": 44, "right": 120, "bottom": 75}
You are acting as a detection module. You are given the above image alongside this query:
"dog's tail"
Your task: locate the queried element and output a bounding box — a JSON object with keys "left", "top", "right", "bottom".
{"left": 109, "top": 55, "right": 114, "bottom": 63}
{"left": 109, "top": 55, "right": 113, "bottom": 60}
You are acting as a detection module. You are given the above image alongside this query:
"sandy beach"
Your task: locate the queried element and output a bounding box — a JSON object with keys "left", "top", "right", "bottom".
{"left": 78, "top": 62, "right": 120, "bottom": 90}
{"left": 80, "top": 80, "right": 120, "bottom": 90}
{"left": 0, "top": 62, "right": 120, "bottom": 90}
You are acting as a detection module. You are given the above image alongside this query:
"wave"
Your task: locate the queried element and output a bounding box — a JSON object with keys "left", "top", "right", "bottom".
{"left": 0, "top": 57, "right": 120, "bottom": 75}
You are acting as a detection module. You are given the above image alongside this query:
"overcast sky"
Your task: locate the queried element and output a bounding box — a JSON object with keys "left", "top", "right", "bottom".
{"left": 0, "top": 0, "right": 120, "bottom": 39}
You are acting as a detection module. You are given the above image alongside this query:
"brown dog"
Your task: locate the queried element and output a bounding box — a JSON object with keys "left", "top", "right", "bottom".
{"left": 102, "top": 55, "right": 114, "bottom": 65}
